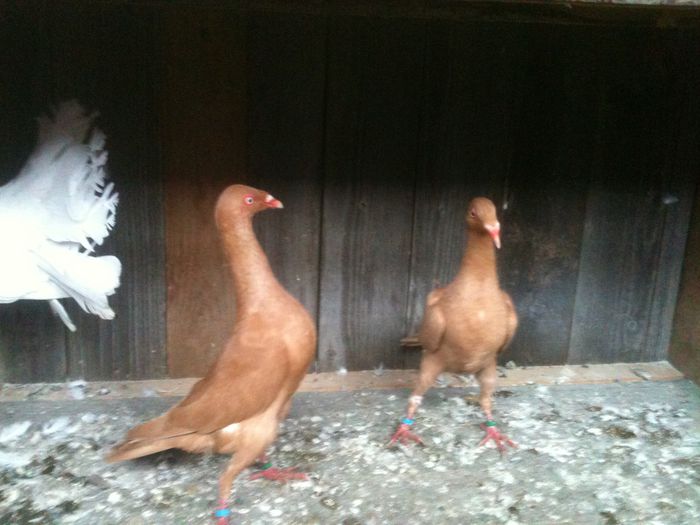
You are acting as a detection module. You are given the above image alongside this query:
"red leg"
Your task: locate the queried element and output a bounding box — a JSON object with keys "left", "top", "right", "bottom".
{"left": 249, "top": 466, "right": 308, "bottom": 482}
{"left": 249, "top": 455, "right": 308, "bottom": 482}
{"left": 476, "top": 365, "right": 517, "bottom": 455}
{"left": 388, "top": 354, "right": 442, "bottom": 447}
{"left": 216, "top": 451, "right": 258, "bottom": 524}
{"left": 478, "top": 421, "right": 517, "bottom": 455}
{"left": 388, "top": 418, "right": 425, "bottom": 446}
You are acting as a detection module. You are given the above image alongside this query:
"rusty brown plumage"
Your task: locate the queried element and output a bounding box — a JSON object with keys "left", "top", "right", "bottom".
{"left": 106, "top": 184, "right": 316, "bottom": 513}
{"left": 391, "top": 197, "right": 518, "bottom": 453}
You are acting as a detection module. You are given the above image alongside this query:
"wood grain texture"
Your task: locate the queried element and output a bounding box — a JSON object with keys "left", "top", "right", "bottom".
{"left": 246, "top": 12, "right": 326, "bottom": 343}
{"left": 318, "top": 16, "right": 424, "bottom": 372}
{"left": 644, "top": 31, "right": 699, "bottom": 363}
{"left": 498, "top": 25, "right": 594, "bottom": 365}
{"left": 670, "top": 185, "right": 700, "bottom": 385}
{"left": 0, "top": 1, "right": 67, "bottom": 382}
{"left": 162, "top": 6, "right": 247, "bottom": 378}
{"left": 1, "top": 4, "right": 698, "bottom": 381}
{"left": 667, "top": 31, "right": 700, "bottom": 383}
{"left": 0, "top": 362, "right": 684, "bottom": 402}
{"left": 40, "top": 1, "right": 167, "bottom": 380}
{"left": 568, "top": 28, "right": 690, "bottom": 364}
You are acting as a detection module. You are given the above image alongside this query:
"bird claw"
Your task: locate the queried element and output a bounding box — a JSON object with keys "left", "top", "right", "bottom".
{"left": 388, "top": 423, "right": 425, "bottom": 447}
{"left": 478, "top": 423, "right": 517, "bottom": 455}
{"left": 249, "top": 466, "right": 308, "bottom": 482}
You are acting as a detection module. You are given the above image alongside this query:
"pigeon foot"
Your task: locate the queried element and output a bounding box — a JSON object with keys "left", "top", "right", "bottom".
{"left": 388, "top": 422, "right": 425, "bottom": 447}
{"left": 478, "top": 421, "right": 517, "bottom": 455}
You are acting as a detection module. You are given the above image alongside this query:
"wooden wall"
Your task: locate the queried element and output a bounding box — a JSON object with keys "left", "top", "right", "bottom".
{"left": 0, "top": 1, "right": 698, "bottom": 382}
{"left": 670, "top": 184, "right": 700, "bottom": 385}
{"left": 0, "top": 1, "right": 166, "bottom": 382}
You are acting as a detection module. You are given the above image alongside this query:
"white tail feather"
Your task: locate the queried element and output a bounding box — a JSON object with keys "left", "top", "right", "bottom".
{"left": 0, "top": 101, "right": 121, "bottom": 328}
{"left": 49, "top": 299, "right": 77, "bottom": 331}
{"left": 34, "top": 245, "right": 121, "bottom": 320}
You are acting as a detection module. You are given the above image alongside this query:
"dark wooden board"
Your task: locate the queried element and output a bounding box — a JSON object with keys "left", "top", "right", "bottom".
{"left": 40, "top": 2, "right": 166, "bottom": 380}
{"left": 1, "top": 3, "right": 698, "bottom": 381}
{"left": 0, "top": 2, "right": 68, "bottom": 382}
{"left": 318, "top": 16, "right": 424, "bottom": 372}
{"left": 497, "top": 25, "right": 595, "bottom": 365}
{"left": 162, "top": 6, "right": 248, "bottom": 378}
{"left": 644, "top": 31, "right": 700, "bottom": 363}
{"left": 670, "top": 183, "right": 700, "bottom": 384}
{"left": 568, "top": 27, "right": 689, "bottom": 364}
{"left": 246, "top": 12, "right": 326, "bottom": 349}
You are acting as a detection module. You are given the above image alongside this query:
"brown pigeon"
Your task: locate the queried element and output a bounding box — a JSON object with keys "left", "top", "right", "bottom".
{"left": 390, "top": 197, "right": 518, "bottom": 453}
{"left": 107, "top": 184, "right": 317, "bottom": 523}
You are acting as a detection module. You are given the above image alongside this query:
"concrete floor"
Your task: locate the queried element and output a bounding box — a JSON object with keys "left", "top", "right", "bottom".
{"left": 0, "top": 380, "right": 698, "bottom": 524}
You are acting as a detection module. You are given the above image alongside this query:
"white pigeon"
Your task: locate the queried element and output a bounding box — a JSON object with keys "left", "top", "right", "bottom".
{"left": 0, "top": 101, "right": 121, "bottom": 331}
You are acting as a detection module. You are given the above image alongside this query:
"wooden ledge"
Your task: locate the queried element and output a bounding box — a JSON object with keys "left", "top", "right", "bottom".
{"left": 0, "top": 361, "right": 685, "bottom": 402}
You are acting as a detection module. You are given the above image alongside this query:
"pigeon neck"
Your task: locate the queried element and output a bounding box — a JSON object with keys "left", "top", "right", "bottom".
{"left": 455, "top": 229, "right": 498, "bottom": 284}
{"left": 220, "top": 215, "right": 279, "bottom": 313}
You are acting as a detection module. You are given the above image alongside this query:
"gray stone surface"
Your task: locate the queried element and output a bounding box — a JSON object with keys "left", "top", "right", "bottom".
{"left": 0, "top": 381, "right": 698, "bottom": 524}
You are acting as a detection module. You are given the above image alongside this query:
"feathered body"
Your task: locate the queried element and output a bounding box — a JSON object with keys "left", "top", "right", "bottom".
{"left": 108, "top": 185, "right": 316, "bottom": 513}
{"left": 391, "top": 197, "right": 518, "bottom": 452}
{"left": 419, "top": 216, "right": 517, "bottom": 375}
{"left": 0, "top": 101, "right": 120, "bottom": 330}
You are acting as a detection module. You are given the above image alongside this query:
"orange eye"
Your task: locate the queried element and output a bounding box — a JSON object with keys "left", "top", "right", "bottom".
{"left": 243, "top": 195, "right": 254, "bottom": 205}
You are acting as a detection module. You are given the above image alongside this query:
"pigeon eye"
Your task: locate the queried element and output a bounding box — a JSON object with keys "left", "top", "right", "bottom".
{"left": 469, "top": 210, "right": 477, "bottom": 218}
{"left": 243, "top": 196, "right": 254, "bottom": 206}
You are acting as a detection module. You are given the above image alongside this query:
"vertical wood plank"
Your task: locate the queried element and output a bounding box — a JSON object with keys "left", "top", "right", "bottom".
{"left": 162, "top": 6, "right": 247, "bottom": 378}
{"left": 0, "top": 1, "right": 67, "bottom": 382}
{"left": 318, "top": 16, "right": 424, "bottom": 372}
{"left": 568, "top": 27, "right": 683, "bottom": 364}
{"left": 41, "top": 1, "right": 166, "bottom": 380}
{"left": 670, "top": 188, "right": 700, "bottom": 384}
{"left": 647, "top": 30, "right": 700, "bottom": 362}
{"left": 246, "top": 12, "right": 326, "bottom": 345}
{"left": 498, "top": 25, "right": 595, "bottom": 365}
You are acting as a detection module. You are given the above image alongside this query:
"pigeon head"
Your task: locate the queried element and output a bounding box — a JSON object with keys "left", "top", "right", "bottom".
{"left": 466, "top": 197, "right": 501, "bottom": 249}
{"left": 215, "top": 184, "right": 283, "bottom": 227}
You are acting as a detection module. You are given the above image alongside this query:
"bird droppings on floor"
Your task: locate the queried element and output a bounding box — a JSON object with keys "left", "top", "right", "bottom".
{"left": 0, "top": 380, "right": 698, "bottom": 525}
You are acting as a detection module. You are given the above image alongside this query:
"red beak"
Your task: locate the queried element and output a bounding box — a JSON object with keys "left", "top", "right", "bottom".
{"left": 485, "top": 223, "right": 501, "bottom": 249}
{"left": 490, "top": 230, "right": 501, "bottom": 249}
{"left": 265, "top": 194, "right": 284, "bottom": 209}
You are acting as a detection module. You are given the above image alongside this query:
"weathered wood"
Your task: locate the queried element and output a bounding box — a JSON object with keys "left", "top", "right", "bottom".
{"left": 318, "top": 16, "right": 424, "bottom": 372}
{"left": 246, "top": 12, "right": 326, "bottom": 346}
{"left": 568, "top": 28, "right": 691, "bottom": 364}
{"left": 498, "top": 25, "right": 596, "bottom": 365}
{"left": 1, "top": 3, "right": 698, "bottom": 382}
{"left": 670, "top": 186, "right": 700, "bottom": 385}
{"left": 0, "top": 361, "right": 685, "bottom": 402}
{"left": 150, "top": 0, "right": 700, "bottom": 28}
{"left": 38, "top": 1, "right": 167, "bottom": 380}
{"left": 162, "top": 6, "right": 248, "bottom": 378}
{"left": 668, "top": 32, "right": 700, "bottom": 384}
{"left": 645, "top": 31, "right": 700, "bottom": 363}
{"left": 0, "top": 2, "right": 67, "bottom": 382}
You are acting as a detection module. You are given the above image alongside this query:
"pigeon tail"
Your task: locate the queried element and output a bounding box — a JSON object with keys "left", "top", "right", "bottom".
{"left": 34, "top": 244, "right": 121, "bottom": 320}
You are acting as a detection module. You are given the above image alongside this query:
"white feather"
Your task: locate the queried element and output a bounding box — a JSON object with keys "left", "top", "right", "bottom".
{"left": 49, "top": 299, "right": 76, "bottom": 332}
{"left": 0, "top": 101, "right": 121, "bottom": 329}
